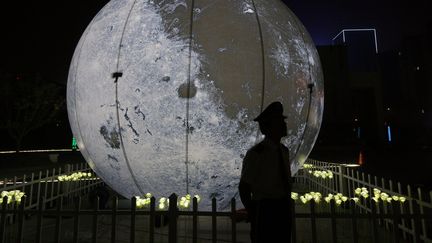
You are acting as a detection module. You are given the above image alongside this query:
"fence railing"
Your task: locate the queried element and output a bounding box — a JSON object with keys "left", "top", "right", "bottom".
{"left": 1, "top": 193, "right": 429, "bottom": 243}
{"left": 0, "top": 159, "right": 431, "bottom": 242}
{"left": 301, "top": 158, "right": 432, "bottom": 243}
{"left": 1, "top": 163, "right": 102, "bottom": 210}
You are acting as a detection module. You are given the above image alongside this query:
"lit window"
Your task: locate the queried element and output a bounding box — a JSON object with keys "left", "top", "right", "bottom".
{"left": 387, "top": 126, "right": 392, "bottom": 142}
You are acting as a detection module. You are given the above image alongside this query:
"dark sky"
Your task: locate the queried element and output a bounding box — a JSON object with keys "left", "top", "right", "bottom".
{"left": 1, "top": 0, "right": 431, "bottom": 82}
{"left": 285, "top": 0, "right": 431, "bottom": 50}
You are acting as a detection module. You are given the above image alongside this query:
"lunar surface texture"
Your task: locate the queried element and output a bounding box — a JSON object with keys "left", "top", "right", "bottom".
{"left": 67, "top": 0, "right": 324, "bottom": 210}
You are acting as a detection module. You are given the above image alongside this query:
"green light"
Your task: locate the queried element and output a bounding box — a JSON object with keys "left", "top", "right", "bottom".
{"left": 72, "top": 137, "right": 78, "bottom": 150}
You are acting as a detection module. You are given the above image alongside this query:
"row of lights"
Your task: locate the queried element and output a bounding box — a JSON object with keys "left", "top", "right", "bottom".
{"left": 135, "top": 193, "right": 202, "bottom": 210}
{"left": 291, "top": 187, "right": 406, "bottom": 205}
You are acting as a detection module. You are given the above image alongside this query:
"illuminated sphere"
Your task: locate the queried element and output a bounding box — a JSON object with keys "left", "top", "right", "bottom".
{"left": 67, "top": 0, "right": 324, "bottom": 209}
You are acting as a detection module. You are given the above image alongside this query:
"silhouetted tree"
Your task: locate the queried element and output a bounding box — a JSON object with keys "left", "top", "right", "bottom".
{"left": 0, "top": 72, "right": 65, "bottom": 151}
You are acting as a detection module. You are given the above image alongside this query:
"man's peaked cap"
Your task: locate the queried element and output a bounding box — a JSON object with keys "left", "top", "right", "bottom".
{"left": 253, "top": 101, "right": 287, "bottom": 122}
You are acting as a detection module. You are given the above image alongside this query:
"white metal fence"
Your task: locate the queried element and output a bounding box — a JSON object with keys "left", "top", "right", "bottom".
{"left": 300, "top": 158, "right": 432, "bottom": 243}
{"left": 1, "top": 163, "right": 102, "bottom": 210}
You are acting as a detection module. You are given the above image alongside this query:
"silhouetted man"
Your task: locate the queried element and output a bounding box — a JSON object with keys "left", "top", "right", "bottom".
{"left": 239, "top": 101, "right": 292, "bottom": 243}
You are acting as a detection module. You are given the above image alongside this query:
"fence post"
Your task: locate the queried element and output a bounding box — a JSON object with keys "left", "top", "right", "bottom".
{"left": 330, "top": 200, "right": 337, "bottom": 243}
{"left": 212, "top": 198, "right": 217, "bottom": 243}
{"left": 291, "top": 198, "right": 297, "bottom": 243}
{"left": 412, "top": 200, "right": 422, "bottom": 243}
{"left": 391, "top": 201, "right": 400, "bottom": 243}
{"left": 337, "top": 165, "right": 347, "bottom": 196}
{"left": 29, "top": 173, "right": 35, "bottom": 208}
{"left": 370, "top": 199, "right": 379, "bottom": 243}
{"left": 231, "top": 198, "right": 236, "bottom": 243}
{"left": 397, "top": 182, "right": 407, "bottom": 240}
{"left": 72, "top": 197, "right": 81, "bottom": 243}
{"left": 54, "top": 196, "right": 63, "bottom": 243}
{"left": 168, "top": 193, "right": 178, "bottom": 243}
{"left": 36, "top": 197, "right": 45, "bottom": 243}
{"left": 130, "top": 197, "right": 136, "bottom": 243}
{"left": 149, "top": 197, "right": 155, "bottom": 243}
{"left": 193, "top": 197, "right": 198, "bottom": 243}
{"left": 111, "top": 197, "right": 117, "bottom": 243}
{"left": 351, "top": 200, "right": 358, "bottom": 243}
{"left": 16, "top": 196, "right": 26, "bottom": 243}
{"left": 0, "top": 196, "right": 7, "bottom": 243}
{"left": 310, "top": 201, "right": 317, "bottom": 243}
{"left": 50, "top": 168, "right": 56, "bottom": 208}
{"left": 91, "top": 196, "right": 99, "bottom": 243}
{"left": 417, "top": 187, "right": 427, "bottom": 241}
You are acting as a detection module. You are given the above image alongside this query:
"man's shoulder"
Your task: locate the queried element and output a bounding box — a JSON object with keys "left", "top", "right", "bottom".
{"left": 248, "top": 142, "right": 266, "bottom": 154}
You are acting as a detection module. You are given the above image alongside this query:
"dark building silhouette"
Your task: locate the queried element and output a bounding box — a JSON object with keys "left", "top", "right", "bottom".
{"left": 315, "top": 25, "right": 432, "bottom": 153}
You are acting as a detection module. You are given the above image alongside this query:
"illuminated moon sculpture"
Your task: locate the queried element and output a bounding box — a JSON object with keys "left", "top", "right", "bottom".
{"left": 67, "top": 0, "right": 324, "bottom": 209}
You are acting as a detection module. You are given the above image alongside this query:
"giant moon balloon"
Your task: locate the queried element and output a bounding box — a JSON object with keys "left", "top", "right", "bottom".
{"left": 67, "top": 0, "right": 324, "bottom": 209}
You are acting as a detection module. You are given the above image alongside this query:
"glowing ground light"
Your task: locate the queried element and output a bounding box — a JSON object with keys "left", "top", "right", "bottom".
{"left": 58, "top": 172, "right": 93, "bottom": 181}
{"left": 0, "top": 190, "right": 25, "bottom": 205}
{"left": 291, "top": 187, "right": 406, "bottom": 206}
{"left": 135, "top": 193, "right": 201, "bottom": 210}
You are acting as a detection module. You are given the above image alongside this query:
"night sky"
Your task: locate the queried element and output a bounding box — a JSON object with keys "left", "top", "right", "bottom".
{"left": 1, "top": 0, "right": 431, "bottom": 83}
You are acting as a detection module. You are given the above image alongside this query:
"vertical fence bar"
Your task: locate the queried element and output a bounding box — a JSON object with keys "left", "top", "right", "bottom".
{"left": 291, "top": 199, "right": 297, "bottom": 243}
{"left": 430, "top": 191, "right": 432, "bottom": 241}
{"left": 370, "top": 199, "right": 379, "bottom": 243}
{"left": 111, "top": 197, "right": 117, "bottom": 243}
{"left": 36, "top": 172, "right": 42, "bottom": 208}
{"left": 397, "top": 182, "right": 407, "bottom": 240}
{"left": 1, "top": 178, "right": 6, "bottom": 190}
{"left": 412, "top": 200, "right": 422, "bottom": 243}
{"left": 391, "top": 201, "right": 400, "bottom": 243}
{"left": 417, "top": 188, "right": 427, "bottom": 240}
{"left": 168, "top": 194, "right": 177, "bottom": 243}
{"left": 193, "top": 197, "right": 198, "bottom": 243}
{"left": 361, "top": 172, "right": 365, "bottom": 213}
{"left": 56, "top": 168, "right": 62, "bottom": 200}
{"left": 54, "top": 197, "right": 63, "bottom": 243}
{"left": 72, "top": 197, "right": 81, "bottom": 243}
{"left": 338, "top": 165, "right": 346, "bottom": 196}
{"left": 407, "top": 185, "right": 415, "bottom": 239}
{"left": 0, "top": 197, "right": 7, "bottom": 243}
{"left": 130, "top": 197, "right": 136, "bottom": 243}
{"left": 231, "top": 198, "right": 236, "bottom": 243}
{"left": 381, "top": 178, "right": 390, "bottom": 230}
{"left": 16, "top": 196, "right": 26, "bottom": 243}
{"left": 310, "top": 201, "right": 317, "bottom": 243}
{"left": 330, "top": 200, "right": 337, "bottom": 243}
{"left": 92, "top": 197, "right": 99, "bottom": 243}
{"left": 35, "top": 197, "right": 45, "bottom": 243}
{"left": 212, "top": 198, "right": 217, "bottom": 243}
{"left": 50, "top": 168, "right": 56, "bottom": 207}
{"left": 21, "top": 174, "right": 26, "bottom": 194}
{"left": 43, "top": 170, "right": 49, "bottom": 201}
{"left": 149, "top": 197, "right": 155, "bottom": 243}
{"left": 351, "top": 200, "right": 358, "bottom": 243}
{"left": 29, "top": 173, "right": 35, "bottom": 208}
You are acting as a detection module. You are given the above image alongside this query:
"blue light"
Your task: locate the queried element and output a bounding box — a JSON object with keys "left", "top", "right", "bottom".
{"left": 387, "top": 126, "right": 392, "bottom": 142}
